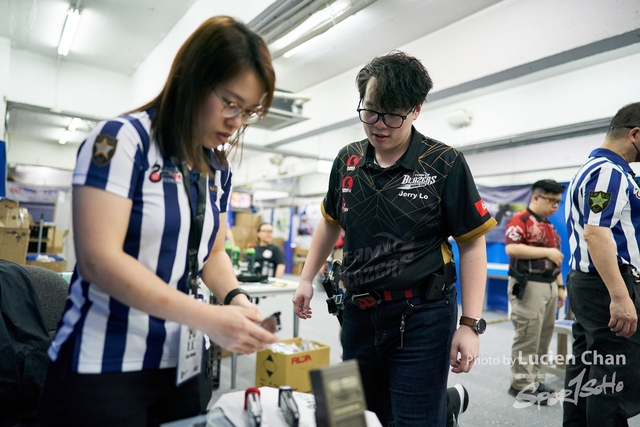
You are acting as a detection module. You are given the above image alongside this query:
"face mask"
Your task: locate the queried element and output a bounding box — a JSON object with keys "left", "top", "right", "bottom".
{"left": 633, "top": 141, "right": 640, "bottom": 163}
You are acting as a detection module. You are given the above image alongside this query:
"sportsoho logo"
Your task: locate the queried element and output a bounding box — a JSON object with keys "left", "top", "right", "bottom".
{"left": 397, "top": 173, "right": 436, "bottom": 190}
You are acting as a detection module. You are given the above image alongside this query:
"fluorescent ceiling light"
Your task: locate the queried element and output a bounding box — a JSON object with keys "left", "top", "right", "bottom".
{"left": 269, "top": 0, "right": 352, "bottom": 55}
{"left": 59, "top": 117, "right": 82, "bottom": 143}
{"left": 68, "top": 117, "right": 82, "bottom": 131}
{"left": 59, "top": 130, "right": 71, "bottom": 145}
{"left": 58, "top": 8, "right": 81, "bottom": 56}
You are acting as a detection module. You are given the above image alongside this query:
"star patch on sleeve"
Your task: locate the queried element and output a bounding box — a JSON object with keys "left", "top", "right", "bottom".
{"left": 588, "top": 190, "right": 611, "bottom": 214}
{"left": 92, "top": 134, "right": 118, "bottom": 167}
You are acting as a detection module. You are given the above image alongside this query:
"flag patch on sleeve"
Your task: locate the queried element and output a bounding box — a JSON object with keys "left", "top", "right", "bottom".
{"left": 475, "top": 199, "right": 489, "bottom": 216}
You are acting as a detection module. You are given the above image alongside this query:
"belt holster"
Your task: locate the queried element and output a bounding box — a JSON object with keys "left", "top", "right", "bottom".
{"left": 351, "top": 292, "right": 382, "bottom": 310}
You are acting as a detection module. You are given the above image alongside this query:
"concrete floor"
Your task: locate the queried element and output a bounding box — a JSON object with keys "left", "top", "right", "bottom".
{"left": 208, "top": 276, "right": 640, "bottom": 426}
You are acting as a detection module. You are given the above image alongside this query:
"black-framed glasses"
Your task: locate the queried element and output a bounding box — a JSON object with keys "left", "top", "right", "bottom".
{"left": 357, "top": 106, "right": 414, "bottom": 129}
{"left": 537, "top": 194, "right": 562, "bottom": 206}
{"left": 610, "top": 125, "right": 640, "bottom": 130}
{"left": 214, "top": 91, "right": 263, "bottom": 124}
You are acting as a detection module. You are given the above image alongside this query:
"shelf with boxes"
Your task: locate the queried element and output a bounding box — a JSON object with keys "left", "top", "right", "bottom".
{"left": 0, "top": 198, "right": 69, "bottom": 272}
{"left": 27, "top": 221, "right": 69, "bottom": 272}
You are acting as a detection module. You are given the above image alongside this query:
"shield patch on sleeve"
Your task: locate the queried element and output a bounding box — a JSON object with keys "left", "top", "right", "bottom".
{"left": 588, "top": 190, "right": 611, "bottom": 214}
{"left": 92, "top": 134, "right": 118, "bottom": 167}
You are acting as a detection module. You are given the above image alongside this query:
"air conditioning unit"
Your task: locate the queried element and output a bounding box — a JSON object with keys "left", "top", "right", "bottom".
{"left": 254, "top": 107, "right": 309, "bottom": 130}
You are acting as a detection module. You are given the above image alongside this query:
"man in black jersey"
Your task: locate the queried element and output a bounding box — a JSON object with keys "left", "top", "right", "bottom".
{"left": 293, "top": 51, "right": 496, "bottom": 427}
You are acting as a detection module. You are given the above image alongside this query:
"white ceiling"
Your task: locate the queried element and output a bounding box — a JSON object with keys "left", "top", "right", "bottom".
{"left": 0, "top": 0, "right": 504, "bottom": 148}
{"left": 0, "top": 0, "right": 502, "bottom": 87}
{"left": 3, "top": 0, "right": 640, "bottom": 190}
{"left": 0, "top": 0, "right": 197, "bottom": 75}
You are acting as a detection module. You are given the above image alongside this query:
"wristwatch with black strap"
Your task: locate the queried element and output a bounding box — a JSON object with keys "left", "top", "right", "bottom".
{"left": 459, "top": 316, "right": 487, "bottom": 334}
{"left": 223, "top": 288, "right": 252, "bottom": 305}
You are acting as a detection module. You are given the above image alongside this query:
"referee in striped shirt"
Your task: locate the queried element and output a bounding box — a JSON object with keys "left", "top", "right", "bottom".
{"left": 564, "top": 102, "right": 640, "bottom": 426}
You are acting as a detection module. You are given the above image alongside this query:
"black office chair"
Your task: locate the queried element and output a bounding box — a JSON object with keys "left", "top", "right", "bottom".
{"left": 0, "top": 261, "right": 63, "bottom": 426}
{"left": 22, "top": 265, "right": 70, "bottom": 340}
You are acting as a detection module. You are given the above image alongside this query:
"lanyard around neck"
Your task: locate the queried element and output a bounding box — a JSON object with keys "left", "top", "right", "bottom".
{"left": 172, "top": 157, "right": 207, "bottom": 295}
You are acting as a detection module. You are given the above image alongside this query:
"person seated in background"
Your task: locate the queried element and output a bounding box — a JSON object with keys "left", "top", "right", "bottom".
{"left": 255, "top": 222, "right": 286, "bottom": 278}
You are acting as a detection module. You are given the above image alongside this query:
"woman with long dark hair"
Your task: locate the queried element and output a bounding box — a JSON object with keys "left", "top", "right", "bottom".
{"left": 39, "top": 16, "right": 278, "bottom": 426}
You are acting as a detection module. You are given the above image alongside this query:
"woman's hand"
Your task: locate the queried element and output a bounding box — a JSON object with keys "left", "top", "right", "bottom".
{"left": 204, "top": 304, "right": 278, "bottom": 354}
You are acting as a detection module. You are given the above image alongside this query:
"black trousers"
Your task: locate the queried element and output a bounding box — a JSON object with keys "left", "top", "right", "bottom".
{"left": 563, "top": 270, "right": 640, "bottom": 427}
{"left": 38, "top": 339, "right": 208, "bottom": 427}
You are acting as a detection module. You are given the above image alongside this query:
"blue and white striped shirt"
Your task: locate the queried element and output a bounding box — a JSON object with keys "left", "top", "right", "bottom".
{"left": 566, "top": 148, "right": 640, "bottom": 273}
{"left": 49, "top": 110, "right": 232, "bottom": 373}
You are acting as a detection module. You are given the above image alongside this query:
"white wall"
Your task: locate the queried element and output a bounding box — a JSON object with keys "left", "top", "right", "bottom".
{"left": 8, "top": 49, "right": 132, "bottom": 117}
{"left": 234, "top": 46, "right": 640, "bottom": 194}
{"left": 0, "top": 37, "right": 10, "bottom": 138}
{"left": 256, "top": 0, "right": 640, "bottom": 147}
{"left": 5, "top": 136, "right": 79, "bottom": 170}
{"left": 4, "top": 49, "right": 133, "bottom": 169}
{"left": 224, "top": 0, "right": 640, "bottom": 196}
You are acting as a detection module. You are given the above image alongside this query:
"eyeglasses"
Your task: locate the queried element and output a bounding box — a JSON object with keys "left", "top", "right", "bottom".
{"left": 537, "top": 194, "right": 562, "bottom": 206}
{"left": 258, "top": 229, "right": 273, "bottom": 233}
{"left": 610, "top": 125, "right": 640, "bottom": 131}
{"left": 214, "top": 91, "right": 263, "bottom": 124}
{"left": 356, "top": 106, "right": 414, "bottom": 129}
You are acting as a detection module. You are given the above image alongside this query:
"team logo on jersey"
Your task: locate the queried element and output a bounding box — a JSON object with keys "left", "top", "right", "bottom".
{"left": 341, "top": 198, "right": 349, "bottom": 212}
{"left": 397, "top": 172, "right": 437, "bottom": 189}
{"left": 346, "top": 155, "right": 360, "bottom": 170}
{"left": 375, "top": 232, "right": 416, "bottom": 254}
{"left": 148, "top": 163, "right": 183, "bottom": 184}
{"left": 475, "top": 199, "right": 489, "bottom": 216}
{"left": 588, "top": 191, "right": 611, "bottom": 213}
{"left": 149, "top": 164, "right": 162, "bottom": 182}
{"left": 342, "top": 176, "right": 353, "bottom": 193}
{"left": 92, "top": 134, "right": 118, "bottom": 167}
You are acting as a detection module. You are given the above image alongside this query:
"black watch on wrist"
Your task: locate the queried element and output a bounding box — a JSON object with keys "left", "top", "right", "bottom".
{"left": 459, "top": 316, "right": 486, "bottom": 334}
{"left": 223, "top": 288, "right": 251, "bottom": 305}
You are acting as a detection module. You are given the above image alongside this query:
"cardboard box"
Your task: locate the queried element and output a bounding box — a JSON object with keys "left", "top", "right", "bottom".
{"left": 0, "top": 228, "right": 30, "bottom": 264}
{"left": 0, "top": 199, "right": 30, "bottom": 229}
{"left": 255, "top": 337, "right": 330, "bottom": 392}
{"left": 0, "top": 199, "right": 30, "bottom": 264}
{"left": 235, "top": 213, "right": 262, "bottom": 229}
{"left": 231, "top": 225, "right": 255, "bottom": 253}
{"left": 25, "top": 260, "right": 68, "bottom": 272}
{"left": 0, "top": 199, "right": 19, "bottom": 218}
{"left": 50, "top": 229, "right": 70, "bottom": 254}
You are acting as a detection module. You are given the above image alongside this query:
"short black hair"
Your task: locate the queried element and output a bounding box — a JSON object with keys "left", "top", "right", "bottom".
{"left": 356, "top": 50, "right": 433, "bottom": 112}
{"left": 257, "top": 222, "right": 272, "bottom": 232}
{"left": 532, "top": 179, "right": 565, "bottom": 195}
{"left": 607, "top": 102, "right": 640, "bottom": 140}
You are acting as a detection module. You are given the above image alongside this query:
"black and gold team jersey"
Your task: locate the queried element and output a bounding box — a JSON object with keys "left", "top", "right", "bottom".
{"left": 322, "top": 127, "right": 497, "bottom": 293}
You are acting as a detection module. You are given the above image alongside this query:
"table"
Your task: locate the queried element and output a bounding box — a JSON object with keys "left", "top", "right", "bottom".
{"left": 161, "top": 386, "right": 382, "bottom": 427}
{"left": 240, "top": 277, "right": 300, "bottom": 337}
{"left": 229, "top": 277, "right": 300, "bottom": 389}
